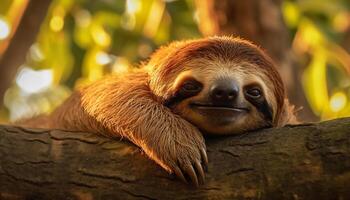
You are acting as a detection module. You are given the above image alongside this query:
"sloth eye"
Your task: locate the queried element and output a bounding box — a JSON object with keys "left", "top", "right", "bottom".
{"left": 164, "top": 79, "right": 203, "bottom": 107}
{"left": 181, "top": 80, "right": 202, "bottom": 92}
{"left": 246, "top": 88, "right": 262, "bottom": 98}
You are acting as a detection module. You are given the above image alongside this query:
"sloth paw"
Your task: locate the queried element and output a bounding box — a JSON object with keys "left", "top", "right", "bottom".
{"left": 142, "top": 124, "right": 208, "bottom": 186}
{"left": 169, "top": 146, "right": 208, "bottom": 187}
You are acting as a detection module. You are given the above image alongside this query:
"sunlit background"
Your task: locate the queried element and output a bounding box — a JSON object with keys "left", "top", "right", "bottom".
{"left": 0, "top": 0, "right": 349, "bottom": 122}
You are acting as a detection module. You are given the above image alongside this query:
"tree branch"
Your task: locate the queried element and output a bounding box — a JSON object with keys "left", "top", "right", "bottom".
{"left": 1, "top": 118, "right": 350, "bottom": 199}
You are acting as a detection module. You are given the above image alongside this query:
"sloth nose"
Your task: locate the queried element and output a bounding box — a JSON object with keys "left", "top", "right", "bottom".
{"left": 210, "top": 79, "right": 239, "bottom": 106}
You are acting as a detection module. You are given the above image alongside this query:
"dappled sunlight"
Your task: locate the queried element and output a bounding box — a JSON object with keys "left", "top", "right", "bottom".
{"left": 91, "top": 24, "right": 111, "bottom": 47}
{"left": 111, "top": 57, "right": 131, "bottom": 74}
{"left": 330, "top": 92, "right": 347, "bottom": 113}
{"left": 333, "top": 12, "right": 350, "bottom": 32}
{"left": 50, "top": 15, "right": 64, "bottom": 32}
{"left": 4, "top": 85, "right": 70, "bottom": 121}
{"left": 0, "top": 17, "right": 10, "bottom": 40}
{"left": 126, "top": 0, "right": 141, "bottom": 14}
{"left": 3, "top": 67, "right": 71, "bottom": 121}
{"left": 16, "top": 67, "right": 53, "bottom": 94}
{"left": 282, "top": 1, "right": 300, "bottom": 28}
{"left": 95, "top": 51, "right": 112, "bottom": 66}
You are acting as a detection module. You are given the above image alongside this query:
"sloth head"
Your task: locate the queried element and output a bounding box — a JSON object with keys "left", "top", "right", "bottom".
{"left": 147, "top": 36, "right": 293, "bottom": 135}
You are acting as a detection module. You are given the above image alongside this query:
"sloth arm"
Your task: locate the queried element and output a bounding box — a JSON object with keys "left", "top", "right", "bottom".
{"left": 46, "top": 72, "right": 207, "bottom": 186}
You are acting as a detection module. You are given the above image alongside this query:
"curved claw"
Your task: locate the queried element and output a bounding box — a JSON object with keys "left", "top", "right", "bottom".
{"left": 194, "top": 160, "right": 205, "bottom": 184}
{"left": 184, "top": 164, "right": 199, "bottom": 187}
{"left": 173, "top": 166, "right": 187, "bottom": 184}
{"left": 200, "top": 148, "right": 208, "bottom": 169}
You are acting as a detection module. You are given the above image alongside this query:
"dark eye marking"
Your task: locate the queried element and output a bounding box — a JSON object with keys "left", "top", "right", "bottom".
{"left": 164, "top": 79, "right": 203, "bottom": 107}
{"left": 179, "top": 79, "right": 203, "bottom": 96}
{"left": 244, "top": 84, "right": 263, "bottom": 100}
{"left": 246, "top": 87, "right": 262, "bottom": 99}
{"left": 244, "top": 84, "right": 273, "bottom": 124}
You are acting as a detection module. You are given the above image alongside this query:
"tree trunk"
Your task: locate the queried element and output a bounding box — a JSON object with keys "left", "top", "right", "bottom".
{"left": 194, "top": 0, "right": 317, "bottom": 122}
{"left": 0, "top": 0, "right": 52, "bottom": 105}
{"left": 1, "top": 118, "right": 350, "bottom": 199}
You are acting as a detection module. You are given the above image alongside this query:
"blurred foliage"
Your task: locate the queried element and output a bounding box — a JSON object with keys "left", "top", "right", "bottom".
{"left": 283, "top": 0, "right": 350, "bottom": 119}
{"left": 0, "top": 0, "right": 200, "bottom": 121}
{"left": 0, "top": 0, "right": 349, "bottom": 121}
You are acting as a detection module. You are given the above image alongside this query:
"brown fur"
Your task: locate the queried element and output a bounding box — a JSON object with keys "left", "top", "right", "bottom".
{"left": 18, "top": 36, "right": 297, "bottom": 185}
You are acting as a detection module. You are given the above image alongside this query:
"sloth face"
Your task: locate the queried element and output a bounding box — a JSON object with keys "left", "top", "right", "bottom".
{"left": 148, "top": 37, "right": 285, "bottom": 135}
{"left": 164, "top": 60, "right": 277, "bottom": 135}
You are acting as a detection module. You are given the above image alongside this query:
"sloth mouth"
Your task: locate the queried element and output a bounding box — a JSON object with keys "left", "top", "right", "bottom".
{"left": 190, "top": 102, "right": 249, "bottom": 112}
{"left": 190, "top": 102, "right": 250, "bottom": 125}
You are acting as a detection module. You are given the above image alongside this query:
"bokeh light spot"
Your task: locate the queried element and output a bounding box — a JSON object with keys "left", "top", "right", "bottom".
{"left": 126, "top": 0, "right": 141, "bottom": 14}
{"left": 0, "top": 18, "right": 11, "bottom": 40}
{"left": 75, "top": 9, "right": 91, "bottom": 27}
{"left": 96, "top": 51, "right": 112, "bottom": 65}
{"left": 333, "top": 12, "right": 350, "bottom": 32}
{"left": 92, "top": 26, "right": 111, "bottom": 47}
{"left": 29, "top": 44, "right": 45, "bottom": 61}
{"left": 50, "top": 16, "right": 64, "bottom": 32}
{"left": 330, "top": 92, "right": 347, "bottom": 112}
{"left": 16, "top": 67, "right": 53, "bottom": 94}
{"left": 282, "top": 1, "right": 300, "bottom": 28}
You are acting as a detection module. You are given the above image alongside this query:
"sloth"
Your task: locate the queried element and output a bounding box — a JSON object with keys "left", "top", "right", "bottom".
{"left": 19, "top": 36, "right": 297, "bottom": 186}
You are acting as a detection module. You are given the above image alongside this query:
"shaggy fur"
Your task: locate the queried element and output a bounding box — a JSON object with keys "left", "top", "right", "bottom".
{"left": 18, "top": 36, "right": 297, "bottom": 186}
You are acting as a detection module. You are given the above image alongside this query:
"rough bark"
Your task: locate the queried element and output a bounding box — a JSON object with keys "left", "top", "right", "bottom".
{"left": 194, "top": 0, "right": 317, "bottom": 122}
{"left": 0, "top": 0, "right": 52, "bottom": 104}
{"left": 1, "top": 118, "right": 350, "bottom": 199}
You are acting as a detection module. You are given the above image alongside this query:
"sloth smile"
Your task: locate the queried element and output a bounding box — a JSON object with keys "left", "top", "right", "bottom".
{"left": 190, "top": 102, "right": 249, "bottom": 125}
{"left": 191, "top": 103, "right": 249, "bottom": 112}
